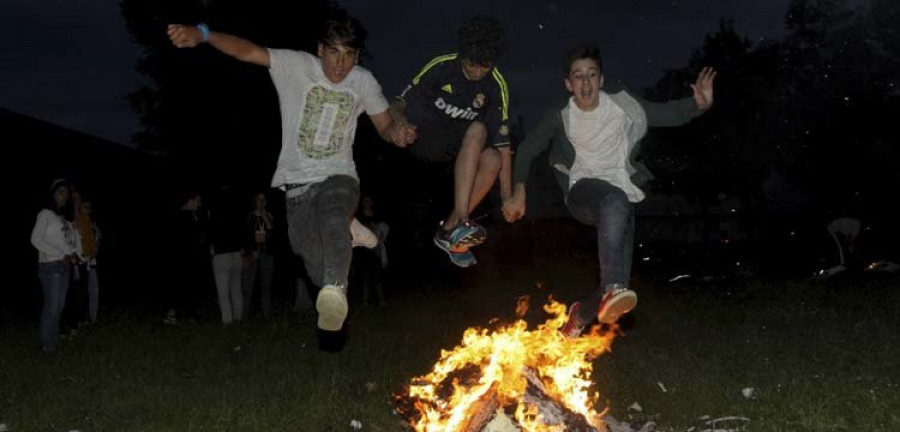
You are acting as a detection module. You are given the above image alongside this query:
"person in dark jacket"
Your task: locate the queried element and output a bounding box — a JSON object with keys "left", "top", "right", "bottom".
{"left": 242, "top": 192, "right": 276, "bottom": 319}
{"left": 165, "top": 190, "right": 211, "bottom": 324}
{"left": 210, "top": 187, "right": 246, "bottom": 324}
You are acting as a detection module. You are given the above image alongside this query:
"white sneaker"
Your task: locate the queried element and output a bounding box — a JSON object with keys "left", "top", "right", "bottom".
{"left": 316, "top": 284, "right": 349, "bottom": 331}
{"left": 350, "top": 218, "right": 378, "bottom": 249}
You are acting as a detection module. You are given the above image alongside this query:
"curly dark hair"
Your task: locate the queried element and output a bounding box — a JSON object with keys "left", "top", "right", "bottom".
{"left": 320, "top": 14, "right": 367, "bottom": 51}
{"left": 458, "top": 16, "right": 507, "bottom": 65}
{"left": 564, "top": 45, "right": 604, "bottom": 77}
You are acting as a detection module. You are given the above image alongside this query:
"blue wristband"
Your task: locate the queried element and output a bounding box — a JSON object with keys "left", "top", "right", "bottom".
{"left": 197, "top": 23, "right": 210, "bottom": 43}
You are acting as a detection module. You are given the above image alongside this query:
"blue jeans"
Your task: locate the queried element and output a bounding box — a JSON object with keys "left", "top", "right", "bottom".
{"left": 286, "top": 175, "right": 359, "bottom": 289}
{"left": 566, "top": 178, "right": 634, "bottom": 324}
{"left": 38, "top": 261, "right": 71, "bottom": 349}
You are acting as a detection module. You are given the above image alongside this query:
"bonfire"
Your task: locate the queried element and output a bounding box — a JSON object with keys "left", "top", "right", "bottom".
{"left": 396, "top": 298, "right": 617, "bottom": 432}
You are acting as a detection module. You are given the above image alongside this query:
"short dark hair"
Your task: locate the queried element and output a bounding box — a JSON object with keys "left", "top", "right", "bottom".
{"left": 564, "top": 45, "right": 604, "bottom": 77}
{"left": 458, "top": 16, "right": 507, "bottom": 65}
{"left": 320, "top": 16, "right": 367, "bottom": 51}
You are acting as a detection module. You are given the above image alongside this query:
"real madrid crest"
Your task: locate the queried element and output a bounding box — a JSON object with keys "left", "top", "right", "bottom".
{"left": 473, "top": 93, "right": 486, "bottom": 109}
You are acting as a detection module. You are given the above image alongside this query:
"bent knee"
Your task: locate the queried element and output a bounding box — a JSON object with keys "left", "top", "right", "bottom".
{"left": 598, "top": 190, "right": 631, "bottom": 215}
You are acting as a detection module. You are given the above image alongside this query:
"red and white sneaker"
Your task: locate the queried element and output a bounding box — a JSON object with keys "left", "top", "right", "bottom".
{"left": 560, "top": 302, "right": 586, "bottom": 339}
{"left": 596, "top": 285, "right": 637, "bottom": 324}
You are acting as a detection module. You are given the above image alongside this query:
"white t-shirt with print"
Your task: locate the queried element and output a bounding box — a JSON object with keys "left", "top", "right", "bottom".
{"left": 268, "top": 49, "right": 390, "bottom": 188}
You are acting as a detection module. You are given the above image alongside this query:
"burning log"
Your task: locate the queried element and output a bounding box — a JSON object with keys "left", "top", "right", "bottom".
{"left": 400, "top": 366, "right": 603, "bottom": 432}
{"left": 459, "top": 382, "right": 500, "bottom": 432}
{"left": 461, "top": 367, "right": 602, "bottom": 431}
{"left": 521, "top": 367, "right": 601, "bottom": 432}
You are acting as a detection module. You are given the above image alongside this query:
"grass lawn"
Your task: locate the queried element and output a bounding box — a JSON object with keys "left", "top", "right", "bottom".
{"left": 2, "top": 250, "right": 898, "bottom": 431}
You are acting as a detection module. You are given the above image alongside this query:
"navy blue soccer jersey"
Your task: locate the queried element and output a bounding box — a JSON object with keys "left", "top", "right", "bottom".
{"left": 398, "top": 54, "right": 510, "bottom": 148}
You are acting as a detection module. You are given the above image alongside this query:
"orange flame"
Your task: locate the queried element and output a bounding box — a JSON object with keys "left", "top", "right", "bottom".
{"left": 400, "top": 300, "right": 615, "bottom": 431}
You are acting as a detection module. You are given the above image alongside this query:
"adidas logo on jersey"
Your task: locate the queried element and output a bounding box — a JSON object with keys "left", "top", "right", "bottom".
{"left": 434, "top": 97, "right": 479, "bottom": 121}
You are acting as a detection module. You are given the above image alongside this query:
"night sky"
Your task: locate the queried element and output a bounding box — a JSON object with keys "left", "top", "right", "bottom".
{"left": 0, "top": 0, "right": 790, "bottom": 146}
{"left": 0, "top": 0, "right": 146, "bottom": 146}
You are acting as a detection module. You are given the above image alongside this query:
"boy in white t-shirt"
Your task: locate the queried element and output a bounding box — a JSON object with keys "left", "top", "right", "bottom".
{"left": 168, "top": 16, "right": 414, "bottom": 332}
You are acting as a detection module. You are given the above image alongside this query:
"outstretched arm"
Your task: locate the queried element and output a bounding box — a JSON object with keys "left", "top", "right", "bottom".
{"left": 638, "top": 67, "right": 717, "bottom": 127}
{"left": 167, "top": 24, "right": 270, "bottom": 67}
{"left": 502, "top": 107, "right": 561, "bottom": 223}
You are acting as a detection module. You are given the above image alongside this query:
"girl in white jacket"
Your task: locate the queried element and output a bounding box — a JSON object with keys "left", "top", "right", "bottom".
{"left": 30, "top": 179, "right": 81, "bottom": 352}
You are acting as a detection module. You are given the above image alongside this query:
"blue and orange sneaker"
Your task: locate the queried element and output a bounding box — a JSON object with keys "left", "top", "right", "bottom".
{"left": 454, "top": 219, "right": 487, "bottom": 249}
{"left": 436, "top": 219, "right": 487, "bottom": 251}
{"left": 433, "top": 231, "right": 478, "bottom": 268}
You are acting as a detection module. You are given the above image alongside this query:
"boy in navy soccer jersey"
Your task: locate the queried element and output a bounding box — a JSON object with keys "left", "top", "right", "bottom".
{"left": 389, "top": 17, "right": 511, "bottom": 268}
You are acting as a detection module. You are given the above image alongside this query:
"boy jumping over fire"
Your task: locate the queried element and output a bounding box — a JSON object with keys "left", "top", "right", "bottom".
{"left": 388, "top": 16, "right": 513, "bottom": 268}
{"left": 167, "top": 14, "right": 412, "bottom": 333}
{"left": 503, "top": 45, "right": 716, "bottom": 337}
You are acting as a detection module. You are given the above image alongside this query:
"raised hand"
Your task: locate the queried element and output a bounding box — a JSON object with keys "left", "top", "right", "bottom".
{"left": 167, "top": 24, "right": 203, "bottom": 48}
{"left": 691, "top": 67, "right": 717, "bottom": 111}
